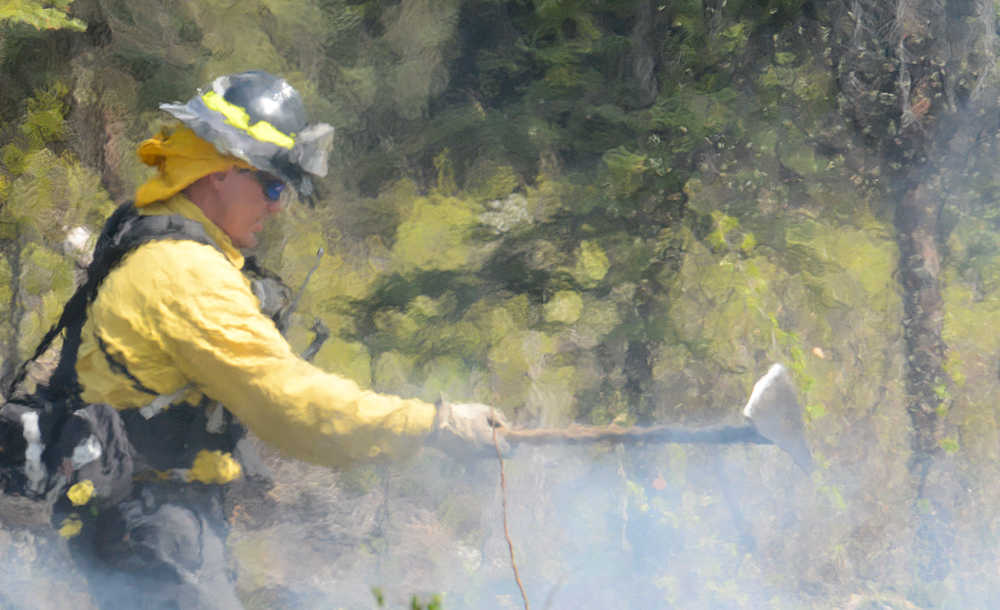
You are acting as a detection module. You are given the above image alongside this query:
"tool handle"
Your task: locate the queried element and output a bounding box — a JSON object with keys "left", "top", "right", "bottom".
{"left": 500, "top": 423, "right": 773, "bottom": 446}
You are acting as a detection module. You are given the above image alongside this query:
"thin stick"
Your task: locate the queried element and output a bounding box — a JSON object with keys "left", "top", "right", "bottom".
{"left": 492, "top": 410, "right": 530, "bottom": 610}
{"left": 502, "top": 423, "right": 772, "bottom": 446}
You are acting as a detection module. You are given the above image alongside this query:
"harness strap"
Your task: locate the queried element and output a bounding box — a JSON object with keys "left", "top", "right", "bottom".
{"left": 96, "top": 334, "right": 159, "bottom": 397}
{"left": 3, "top": 203, "right": 285, "bottom": 501}
{"left": 6, "top": 203, "right": 223, "bottom": 403}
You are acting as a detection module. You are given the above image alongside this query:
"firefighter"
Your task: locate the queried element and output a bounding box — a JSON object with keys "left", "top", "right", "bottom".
{"left": 49, "top": 70, "right": 505, "bottom": 609}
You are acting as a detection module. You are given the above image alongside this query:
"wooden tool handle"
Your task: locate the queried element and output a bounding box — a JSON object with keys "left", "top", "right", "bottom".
{"left": 500, "top": 423, "right": 772, "bottom": 445}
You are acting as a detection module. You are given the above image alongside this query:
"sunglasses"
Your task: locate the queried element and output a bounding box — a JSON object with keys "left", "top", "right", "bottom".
{"left": 239, "top": 169, "right": 287, "bottom": 202}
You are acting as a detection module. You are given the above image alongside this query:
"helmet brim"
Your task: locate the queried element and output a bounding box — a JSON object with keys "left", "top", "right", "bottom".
{"left": 160, "top": 97, "right": 333, "bottom": 200}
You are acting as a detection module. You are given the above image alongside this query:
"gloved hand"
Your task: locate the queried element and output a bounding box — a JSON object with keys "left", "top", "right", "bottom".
{"left": 428, "top": 401, "right": 510, "bottom": 457}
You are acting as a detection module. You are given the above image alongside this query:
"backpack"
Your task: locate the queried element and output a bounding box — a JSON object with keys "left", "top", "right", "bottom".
{"left": 0, "top": 202, "right": 274, "bottom": 505}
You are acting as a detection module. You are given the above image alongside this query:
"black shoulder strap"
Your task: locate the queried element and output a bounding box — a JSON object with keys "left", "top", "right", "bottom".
{"left": 6, "top": 202, "right": 222, "bottom": 400}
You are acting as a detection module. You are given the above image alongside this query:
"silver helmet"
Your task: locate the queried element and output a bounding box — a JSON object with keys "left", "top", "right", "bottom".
{"left": 160, "top": 70, "right": 334, "bottom": 199}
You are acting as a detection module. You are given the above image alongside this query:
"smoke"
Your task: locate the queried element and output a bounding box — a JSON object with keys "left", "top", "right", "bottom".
{"left": 220, "top": 431, "right": 819, "bottom": 609}
{"left": 0, "top": 415, "right": 982, "bottom": 609}
{"left": 0, "top": 497, "right": 95, "bottom": 609}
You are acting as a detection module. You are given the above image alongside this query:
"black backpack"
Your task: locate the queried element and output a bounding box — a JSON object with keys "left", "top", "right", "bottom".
{"left": 0, "top": 202, "right": 238, "bottom": 504}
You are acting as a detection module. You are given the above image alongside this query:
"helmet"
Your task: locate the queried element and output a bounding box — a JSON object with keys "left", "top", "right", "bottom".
{"left": 160, "top": 71, "right": 334, "bottom": 199}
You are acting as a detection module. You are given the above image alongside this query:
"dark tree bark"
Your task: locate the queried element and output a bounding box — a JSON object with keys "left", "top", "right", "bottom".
{"left": 626, "top": 0, "right": 660, "bottom": 109}
{"left": 831, "top": 0, "right": 1000, "bottom": 581}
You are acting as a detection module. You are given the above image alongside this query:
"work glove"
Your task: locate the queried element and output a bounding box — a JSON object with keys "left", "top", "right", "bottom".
{"left": 428, "top": 401, "right": 510, "bottom": 457}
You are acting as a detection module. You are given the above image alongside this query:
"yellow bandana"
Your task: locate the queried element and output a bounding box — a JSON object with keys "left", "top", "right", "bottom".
{"left": 135, "top": 127, "right": 253, "bottom": 207}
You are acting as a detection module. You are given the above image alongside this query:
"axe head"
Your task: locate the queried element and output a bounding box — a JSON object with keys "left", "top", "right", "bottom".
{"left": 743, "top": 364, "right": 814, "bottom": 473}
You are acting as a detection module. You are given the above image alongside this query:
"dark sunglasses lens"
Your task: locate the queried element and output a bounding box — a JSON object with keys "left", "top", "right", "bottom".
{"left": 263, "top": 180, "right": 285, "bottom": 202}
{"left": 241, "top": 169, "right": 287, "bottom": 202}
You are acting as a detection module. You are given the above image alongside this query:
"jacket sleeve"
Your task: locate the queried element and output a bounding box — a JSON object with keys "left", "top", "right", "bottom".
{"left": 143, "top": 243, "right": 436, "bottom": 468}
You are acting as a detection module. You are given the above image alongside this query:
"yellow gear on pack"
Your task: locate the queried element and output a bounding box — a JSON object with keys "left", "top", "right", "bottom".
{"left": 188, "top": 450, "right": 242, "bottom": 484}
{"left": 75, "top": 194, "right": 436, "bottom": 470}
{"left": 59, "top": 515, "right": 83, "bottom": 539}
{"left": 135, "top": 126, "right": 254, "bottom": 208}
{"left": 66, "top": 479, "right": 95, "bottom": 506}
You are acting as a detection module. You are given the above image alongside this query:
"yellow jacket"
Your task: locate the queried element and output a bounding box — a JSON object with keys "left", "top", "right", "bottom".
{"left": 75, "top": 195, "right": 436, "bottom": 471}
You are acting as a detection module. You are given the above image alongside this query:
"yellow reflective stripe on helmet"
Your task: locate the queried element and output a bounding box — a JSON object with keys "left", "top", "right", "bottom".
{"left": 201, "top": 90, "right": 295, "bottom": 149}
{"left": 247, "top": 122, "right": 295, "bottom": 150}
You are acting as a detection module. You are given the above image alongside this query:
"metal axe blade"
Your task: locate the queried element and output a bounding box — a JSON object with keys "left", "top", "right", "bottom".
{"left": 742, "top": 363, "right": 814, "bottom": 473}
{"left": 498, "top": 363, "right": 814, "bottom": 472}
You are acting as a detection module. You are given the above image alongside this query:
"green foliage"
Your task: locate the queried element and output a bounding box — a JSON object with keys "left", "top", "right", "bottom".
{"left": 21, "top": 81, "right": 69, "bottom": 147}
{"left": 433, "top": 149, "right": 458, "bottom": 196}
{"left": 18, "top": 243, "right": 71, "bottom": 297}
{"left": 1, "top": 82, "right": 113, "bottom": 240}
{"left": 570, "top": 240, "right": 609, "bottom": 287}
{"left": 310, "top": 337, "right": 372, "bottom": 387}
{"left": 0, "top": 0, "right": 86, "bottom": 31}
{"left": 1, "top": 144, "right": 26, "bottom": 177}
{"left": 465, "top": 161, "right": 519, "bottom": 201}
{"left": 705, "top": 211, "right": 741, "bottom": 253}
{"left": 602, "top": 146, "right": 648, "bottom": 198}
{"left": 758, "top": 58, "right": 834, "bottom": 107}
{"left": 14, "top": 242, "right": 73, "bottom": 357}
{"left": 380, "top": 0, "right": 461, "bottom": 120}
{"left": 777, "top": 125, "right": 823, "bottom": 177}
{"left": 2, "top": 82, "right": 70, "bottom": 180}
{"left": 0, "top": 254, "right": 11, "bottom": 312}
{"left": 544, "top": 289, "right": 583, "bottom": 324}
{"left": 373, "top": 350, "right": 418, "bottom": 394}
{"left": 390, "top": 194, "right": 481, "bottom": 273}
{"left": 3, "top": 148, "right": 115, "bottom": 242}
{"left": 371, "top": 587, "right": 442, "bottom": 609}
{"left": 410, "top": 594, "right": 443, "bottom": 610}
{"left": 804, "top": 402, "right": 827, "bottom": 421}
{"left": 649, "top": 87, "right": 744, "bottom": 154}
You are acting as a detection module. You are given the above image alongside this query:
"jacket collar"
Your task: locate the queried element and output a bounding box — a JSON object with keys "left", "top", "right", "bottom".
{"left": 138, "top": 194, "right": 245, "bottom": 269}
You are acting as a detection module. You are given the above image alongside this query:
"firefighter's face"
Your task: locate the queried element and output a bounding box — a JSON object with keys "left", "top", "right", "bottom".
{"left": 213, "top": 168, "right": 286, "bottom": 248}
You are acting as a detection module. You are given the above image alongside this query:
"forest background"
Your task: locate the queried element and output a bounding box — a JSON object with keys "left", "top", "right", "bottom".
{"left": 2, "top": 0, "right": 1000, "bottom": 608}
